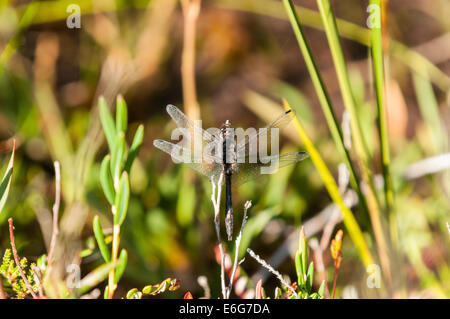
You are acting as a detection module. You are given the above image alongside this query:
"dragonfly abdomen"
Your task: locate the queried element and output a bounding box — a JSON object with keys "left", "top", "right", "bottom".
{"left": 222, "top": 121, "right": 235, "bottom": 241}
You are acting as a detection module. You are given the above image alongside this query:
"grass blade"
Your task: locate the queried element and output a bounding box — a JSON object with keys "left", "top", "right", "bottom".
{"left": 0, "top": 140, "right": 15, "bottom": 214}
{"left": 370, "top": 0, "right": 394, "bottom": 211}
{"left": 283, "top": 100, "right": 374, "bottom": 267}
{"left": 412, "top": 72, "right": 447, "bottom": 154}
{"left": 0, "top": 3, "right": 39, "bottom": 75}
{"left": 316, "top": 0, "right": 370, "bottom": 164}
{"left": 281, "top": 0, "right": 365, "bottom": 212}
{"left": 219, "top": 0, "right": 450, "bottom": 92}
{"left": 79, "top": 261, "right": 117, "bottom": 295}
{"left": 316, "top": 0, "right": 391, "bottom": 283}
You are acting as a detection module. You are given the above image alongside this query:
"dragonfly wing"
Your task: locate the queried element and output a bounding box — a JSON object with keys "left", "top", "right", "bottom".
{"left": 231, "top": 151, "right": 309, "bottom": 186}
{"left": 263, "top": 151, "right": 309, "bottom": 166}
{"left": 167, "top": 104, "right": 220, "bottom": 141}
{"left": 153, "top": 139, "right": 223, "bottom": 181}
{"left": 235, "top": 109, "right": 297, "bottom": 158}
{"left": 166, "top": 104, "right": 223, "bottom": 163}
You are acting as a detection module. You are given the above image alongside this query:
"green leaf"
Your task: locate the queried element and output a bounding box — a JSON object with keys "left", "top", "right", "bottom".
{"left": 301, "top": 250, "right": 307, "bottom": 282}
{"left": 124, "top": 124, "right": 144, "bottom": 173}
{"left": 295, "top": 252, "right": 303, "bottom": 285}
{"left": 143, "top": 281, "right": 166, "bottom": 295}
{"left": 114, "top": 249, "right": 128, "bottom": 284}
{"left": 142, "top": 278, "right": 180, "bottom": 295}
{"left": 299, "top": 228, "right": 308, "bottom": 278}
{"left": 114, "top": 172, "right": 130, "bottom": 226}
{"left": 274, "top": 287, "right": 282, "bottom": 299}
{"left": 110, "top": 132, "right": 126, "bottom": 188}
{"left": 93, "top": 215, "right": 111, "bottom": 262}
{"left": 306, "top": 262, "right": 314, "bottom": 293}
{"left": 126, "top": 288, "right": 142, "bottom": 299}
{"left": 116, "top": 95, "right": 128, "bottom": 134}
{"left": 318, "top": 280, "right": 326, "bottom": 297}
{"left": 0, "top": 141, "right": 15, "bottom": 214}
{"left": 36, "top": 254, "right": 47, "bottom": 271}
{"left": 79, "top": 249, "right": 93, "bottom": 258}
{"left": 99, "top": 96, "right": 117, "bottom": 152}
{"left": 79, "top": 262, "right": 117, "bottom": 295}
{"left": 100, "top": 155, "right": 115, "bottom": 205}
{"left": 86, "top": 236, "right": 96, "bottom": 250}
{"left": 260, "top": 286, "right": 267, "bottom": 299}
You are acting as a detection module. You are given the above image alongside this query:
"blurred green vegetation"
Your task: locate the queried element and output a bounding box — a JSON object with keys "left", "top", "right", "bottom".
{"left": 0, "top": 0, "right": 449, "bottom": 298}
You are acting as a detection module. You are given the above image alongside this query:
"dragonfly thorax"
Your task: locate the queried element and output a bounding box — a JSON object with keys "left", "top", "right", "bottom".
{"left": 221, "top": 120, "right": 236, "bottom": 165}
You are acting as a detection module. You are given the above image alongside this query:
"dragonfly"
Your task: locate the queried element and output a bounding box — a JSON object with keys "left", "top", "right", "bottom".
{"left": 153, "top": 104, "right": 309, "bottom": 240}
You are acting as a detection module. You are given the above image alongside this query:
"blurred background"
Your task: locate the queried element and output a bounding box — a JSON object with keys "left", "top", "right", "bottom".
{"left": 0, "top": 0, "right": 449, "bottom": 298}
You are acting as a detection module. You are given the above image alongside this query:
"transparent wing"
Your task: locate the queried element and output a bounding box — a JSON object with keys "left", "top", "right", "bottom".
{"left": 235, "top": 109, "right": 296, "bottom": 159}
{"left": 166, "top": 104, "right": 223, "bottom": 162}
{"left": 153, "top": 139, "right": 223, "bottom": 181}
{"left": 231, "top": 151, "right": 309, "bottom": 186}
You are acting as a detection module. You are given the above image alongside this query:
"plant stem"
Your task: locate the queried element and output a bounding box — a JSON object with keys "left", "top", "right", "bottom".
{"left": 211, "top": 174, "right": 227, "bottom": 299}
{"left": 227, "top": 201, "right": 251, "bottom": 298}
{"left": 47, "top": 161, "right": 61, "bottom": 270}
{"left": 107, "top": 224, "right": 120, "bottom": 299}
{"left": 0, "top": 277, "right": 6, "bottom": 299}
{"left": 370, "top": 0, "right": 394, "bottom": 212}
{"left": 332, "top": 259, "right": 338, "bottom": 299}
{"left": 247, "top": 248, "right": 298, "bottom": 298}
{"left": 8, "top": 218, "right": 37, "bottom": 299}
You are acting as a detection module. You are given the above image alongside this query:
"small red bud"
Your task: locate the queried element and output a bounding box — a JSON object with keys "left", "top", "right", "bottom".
{"left": 183, "top": 291, "right": 193, "bottom": 299}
